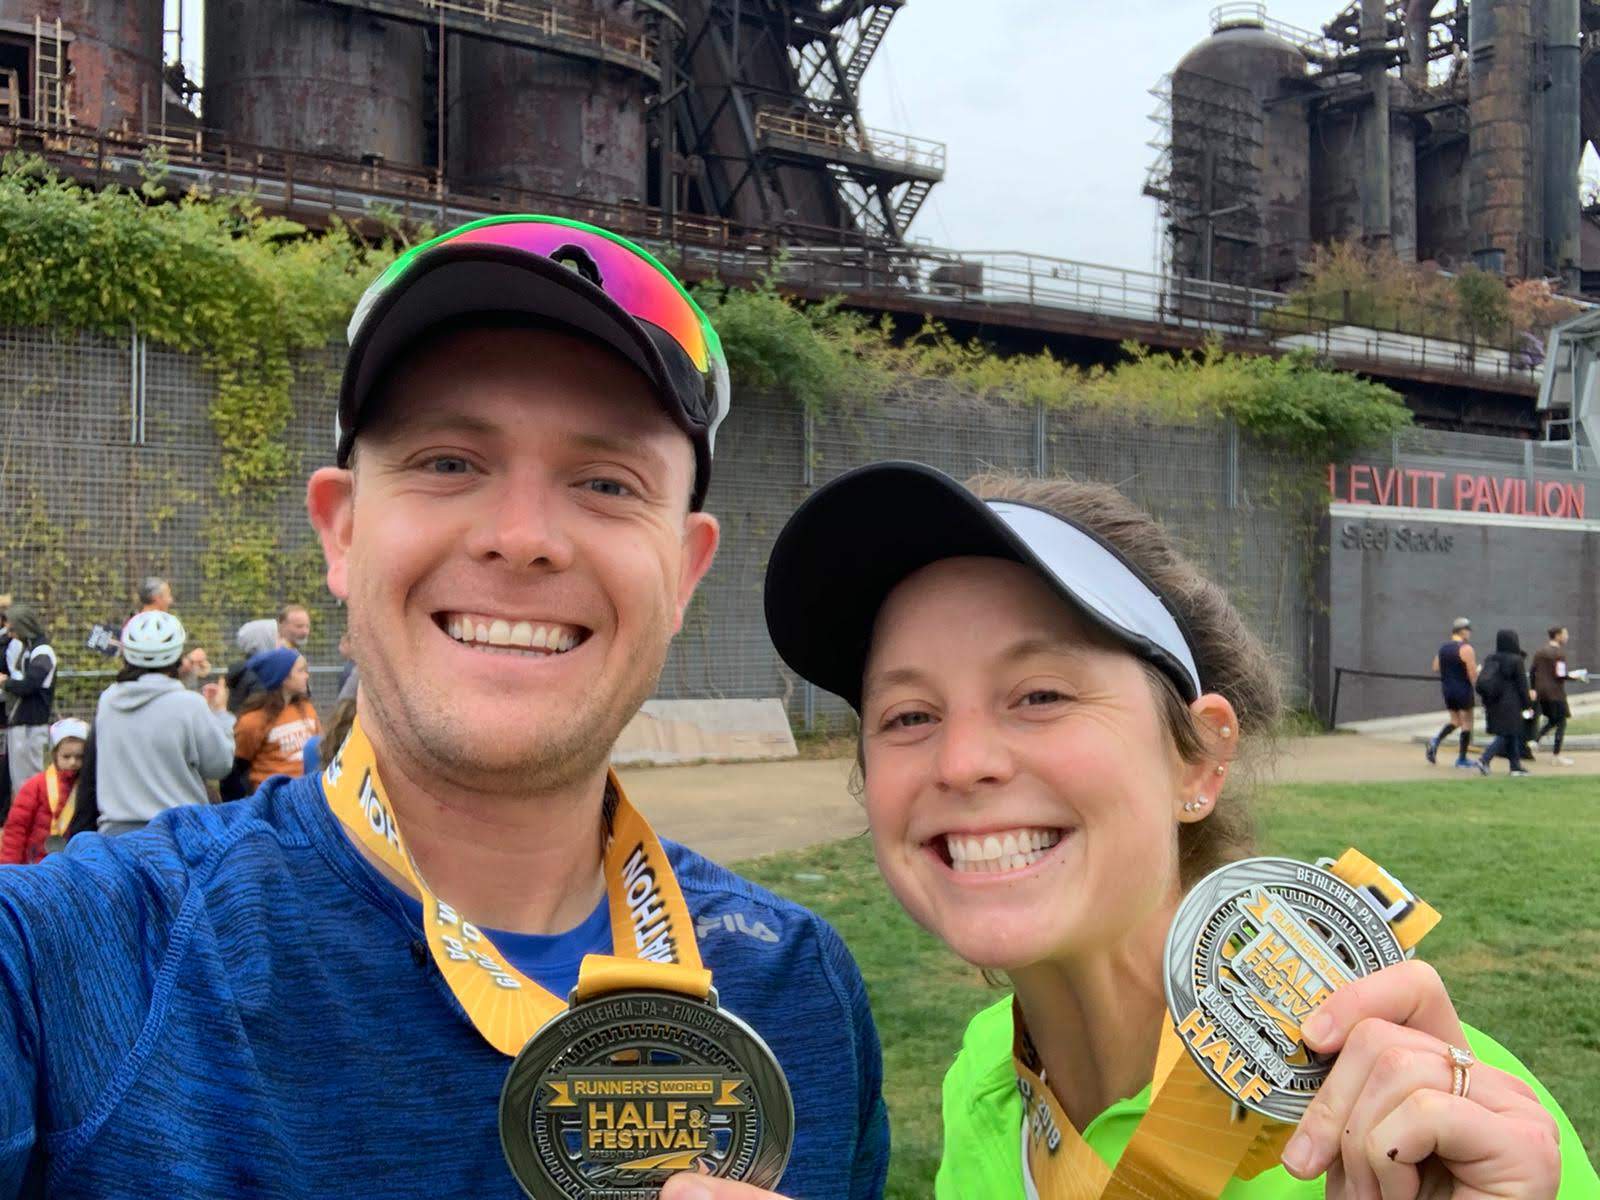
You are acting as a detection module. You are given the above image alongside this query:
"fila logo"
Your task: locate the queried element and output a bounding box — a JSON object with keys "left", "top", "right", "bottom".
{"left": 696, "top": 912, "right": 779, "bottom": 944}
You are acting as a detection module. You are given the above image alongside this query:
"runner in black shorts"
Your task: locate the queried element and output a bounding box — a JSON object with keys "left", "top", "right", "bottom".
{"left": 1428, "top": 617, "right": 1479, "bottom": 767}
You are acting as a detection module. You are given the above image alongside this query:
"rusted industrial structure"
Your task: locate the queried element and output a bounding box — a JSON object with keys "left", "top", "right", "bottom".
{"left": 0, "top": 0, "right": 943, "bottom": 245}
{"left": 1147, "top": 0, "right": 1590, "bottom": 292}
{"left": 0, "top": 1, "right": 165, "bottom": 132}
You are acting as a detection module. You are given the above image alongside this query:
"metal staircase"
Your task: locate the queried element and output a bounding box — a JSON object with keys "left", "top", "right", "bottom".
{"left": 778, "top": 0, "right": 938, "bottom": 241}
{"left": 842, "top": 3, "right": 895, "bottom": 92}
{"left": 892, "top": 175, "right": 934, "bottom": 231}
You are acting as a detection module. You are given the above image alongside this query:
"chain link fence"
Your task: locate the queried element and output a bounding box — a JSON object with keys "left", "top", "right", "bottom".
{"left": 2, "top": 326, "right": 1318, "bottom": 727}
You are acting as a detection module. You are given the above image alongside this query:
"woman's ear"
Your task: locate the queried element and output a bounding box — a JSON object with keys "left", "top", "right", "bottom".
{"left": 1175, "top": 692, "right": 1238, "bottom": 823}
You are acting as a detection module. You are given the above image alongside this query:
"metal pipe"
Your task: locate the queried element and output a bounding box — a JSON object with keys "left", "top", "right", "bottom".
{"left": 1469, "top": 0, "right": 1533, "bottom": 275}
{"left": 436, "top": 8, "right": 446, "bottom": 195}
{"left": 1543, "top": 0, "right": 1581, "bottom": 286}
{"left": 1360, "top": 0, "right": 1392, "bottom": 245}
{"left": 1403, "top": 0, "right": 1432, "bottom": 87}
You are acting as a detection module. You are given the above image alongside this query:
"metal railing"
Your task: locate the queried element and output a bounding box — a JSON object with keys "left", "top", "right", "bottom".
{"left": 321, "top": 0, "right": 658, "bottom": 71}
{"left": 0, "top": 116, "right": 1542, "bottom": 393}
{"left": 679, "top": 239, "right": 1541, "bottom": 389}
{"left": 1326, "top": 668, "right": 1436, "bottom": 729}
{"left": 754, "top": 110, "right": 947, "bottom": 175}
{"left": 1208, "top": 2, "right": 1338, "bottom": 61}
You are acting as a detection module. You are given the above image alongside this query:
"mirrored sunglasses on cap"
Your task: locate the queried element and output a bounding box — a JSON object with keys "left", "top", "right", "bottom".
{"left": 763, "top": 461, "right": 1205, "bottom": 711}
{"left": 337, "top": 214, "right": 731, "bottom": 509}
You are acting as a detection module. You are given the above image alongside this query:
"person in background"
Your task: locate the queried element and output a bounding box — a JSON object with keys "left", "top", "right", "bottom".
{"left": 335, "top": 631, "right": 359, "bottom": 706}
{"left": 2, "top": 604, "right": 57, "bottom": 809}
{"left": 1475, "top": 628, "right": 1534, "bottom": 776}
{"left": 226, "top": 648, "right": 319, "bottom": 797}
{"left": 177, "top": 645, "right": 212, "bottom": 691}
{"left": 300, "top": 695, "right": 356, "bottom": 778}
{"left": 277, "top": 603, "right": 312, "bottom": 651}
{"left": 0, "top": 719, "right": 87, "bottom": 864}
{"left": 93, "top": 611, "right": 236, "bottom": 836}
{"left": 1530, "top": 625, "right": 1581, "bottom": 767}
{"left": 136, "top": 577, "right": 173, "bottom": 615}
{"left": 1425, "top": 617, "right": 1478, "bottom": 768}
{"left": 225, "top": 618, "right": 280, "bottom": 715}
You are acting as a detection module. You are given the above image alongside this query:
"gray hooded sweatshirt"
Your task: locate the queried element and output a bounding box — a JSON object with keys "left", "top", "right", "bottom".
{"left": 94, "top": 674, "right": 237, "bottom": 827}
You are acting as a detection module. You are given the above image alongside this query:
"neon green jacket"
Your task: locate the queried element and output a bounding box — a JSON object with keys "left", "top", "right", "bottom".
{"left": 937, "top": 997, "right": 1599, "bottom": 1199}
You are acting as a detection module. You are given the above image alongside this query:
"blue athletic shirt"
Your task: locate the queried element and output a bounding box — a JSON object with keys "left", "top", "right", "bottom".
{"left": 392, "top": 891, "right": 610, "bottom": 1002}
{"left": 0, "top": 774, "right": 889, "bottom": 1198}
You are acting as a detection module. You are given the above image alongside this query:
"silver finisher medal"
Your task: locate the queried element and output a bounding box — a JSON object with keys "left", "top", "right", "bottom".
{"left": 1164, "top": 857, "right": 1406, "bottom": 1122}
{"left": 500, "top": 988, "right": 794, "bottom": 1200}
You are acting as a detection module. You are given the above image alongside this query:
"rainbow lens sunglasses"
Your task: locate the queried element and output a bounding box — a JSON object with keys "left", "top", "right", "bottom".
{"left": 340, "top": 214, "right": 732, "bottom": 501}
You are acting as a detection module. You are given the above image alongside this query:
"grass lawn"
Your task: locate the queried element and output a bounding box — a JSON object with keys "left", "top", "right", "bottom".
{"left": 735, "top": 776, "right": 1600, "bottom": 1198}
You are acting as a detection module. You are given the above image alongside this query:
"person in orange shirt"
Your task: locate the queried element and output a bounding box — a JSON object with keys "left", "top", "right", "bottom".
{"left": 227, "top": 649, "right": 319, "bottom": 796}
{"left": 0, "top": 718, "right": 86, "bottom": 864}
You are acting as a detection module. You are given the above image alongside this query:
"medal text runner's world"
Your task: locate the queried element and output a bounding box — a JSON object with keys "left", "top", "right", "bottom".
{"left": 322, "top": 719, "right": 793, "bottom": 1199}
{"left": 1015, "top": 849, "right": 1438, "bottom": 1200}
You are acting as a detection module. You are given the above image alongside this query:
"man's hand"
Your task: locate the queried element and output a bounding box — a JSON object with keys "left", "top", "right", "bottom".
{"left": 180, "top": 647, "right": 212, "bottom": 683}
{"left": 660, "top": 1174, "right": 790, "bottom": 1200}
{"left": 202, "top": 677, "right": 230, "bottom": 713}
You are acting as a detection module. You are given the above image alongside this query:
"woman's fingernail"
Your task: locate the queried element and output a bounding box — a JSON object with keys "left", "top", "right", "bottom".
{"left": 1282, "top": 1132, "right": 1314, "bottom": 1176}
{"left": 1301, "top": 1011, "right": 1331, "bottom": 1043}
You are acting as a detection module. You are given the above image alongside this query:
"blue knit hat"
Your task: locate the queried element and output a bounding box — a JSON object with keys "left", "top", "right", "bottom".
{"left": 248, "top": 648, "right": 301, "bottom": 691}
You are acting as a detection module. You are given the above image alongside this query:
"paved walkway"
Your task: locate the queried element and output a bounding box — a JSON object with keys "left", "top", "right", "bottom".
{"left": 616, "top": 735, "right": 1600, "bottom": 863}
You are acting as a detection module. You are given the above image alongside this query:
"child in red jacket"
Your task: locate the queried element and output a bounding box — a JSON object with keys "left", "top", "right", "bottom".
{"left": 1, "top": 718, "right": 87, "bottom": 864}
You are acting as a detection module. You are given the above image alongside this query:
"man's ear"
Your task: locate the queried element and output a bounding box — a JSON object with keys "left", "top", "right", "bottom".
{"left": 672, "top": 512, "right": 721, "bottom": 633}
{"left": 307, "top": 467, "right": 356, "bottom": 601}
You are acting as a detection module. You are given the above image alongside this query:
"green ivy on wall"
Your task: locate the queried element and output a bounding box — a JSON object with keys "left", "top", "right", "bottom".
{"left": 692, "top": 283, "right": 1413, "bottom": 465}
{"left": 0, "top": 151, "right": 407, "bottom": 623}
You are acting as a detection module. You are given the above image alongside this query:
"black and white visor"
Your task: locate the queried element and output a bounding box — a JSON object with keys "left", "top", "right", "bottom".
{"left": 763, "top": 461, "right": 1204, "bottom": 712}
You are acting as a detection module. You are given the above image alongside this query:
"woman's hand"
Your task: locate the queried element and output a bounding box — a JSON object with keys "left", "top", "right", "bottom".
{"left": 1280, "top": 960, "right": 1561, "bottom": 1200}
{"left": 660, "top": 1174, "right": 790, "bottom": 1200}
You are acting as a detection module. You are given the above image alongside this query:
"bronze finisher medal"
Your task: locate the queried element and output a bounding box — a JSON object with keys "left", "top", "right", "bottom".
{"left": 321, "top": 719, "right": 795, "bottom": 1199}
{"left": 500, "top": 984, "right": 793, "bottom": 1199}
{"left": 1163, "top": 850, "right": 1439, "bottom": 1122}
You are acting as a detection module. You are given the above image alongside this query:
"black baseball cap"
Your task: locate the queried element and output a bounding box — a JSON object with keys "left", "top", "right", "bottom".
{"left": 336, "top": 215, "right": 732, "bottom": 510}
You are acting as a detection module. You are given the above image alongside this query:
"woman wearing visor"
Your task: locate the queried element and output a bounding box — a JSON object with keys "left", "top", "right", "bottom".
{"left": 666, "top": 464, "right": 1594, "bottom": 1200}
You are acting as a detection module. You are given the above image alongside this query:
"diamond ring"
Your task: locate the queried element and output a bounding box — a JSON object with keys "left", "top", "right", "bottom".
{"left": 1446, "top": 1044, "right": 1475, "bottom": 1100}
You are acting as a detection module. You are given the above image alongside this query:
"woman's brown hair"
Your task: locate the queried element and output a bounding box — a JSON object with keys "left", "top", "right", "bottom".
{"left": 853, "top": 472, "right": 1283, "bottom": 890}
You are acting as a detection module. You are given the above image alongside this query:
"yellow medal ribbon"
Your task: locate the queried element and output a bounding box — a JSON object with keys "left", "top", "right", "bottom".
{"left": 1018, "top": 849, "right": 1440, "bottom": 1200}
{"left": 322, "top": 717, "right": 710, "bottom": 1056}
{"left": 44, "top": 766, "right": 74, "bottom": 840}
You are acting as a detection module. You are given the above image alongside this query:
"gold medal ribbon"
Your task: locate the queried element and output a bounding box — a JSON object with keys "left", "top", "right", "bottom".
{"left": 44, "top": 766, "right": 73, "bottom": 839}
{"left": 1018, "top": 849, "right": 1440, "bottom": 1200}
{"left": 323, "top": 717, "right": 710, "bottom": 1056}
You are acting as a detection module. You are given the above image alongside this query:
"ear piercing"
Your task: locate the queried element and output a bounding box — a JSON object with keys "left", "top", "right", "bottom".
{"left": 1214, "top": 765, "right": 1226, "bottom": 775}
{"left": 1183, "top": 795, "right": 1211, "bottom": 813}
{"left": 1219, "top": 725, "right": 1232, "bottom": 737}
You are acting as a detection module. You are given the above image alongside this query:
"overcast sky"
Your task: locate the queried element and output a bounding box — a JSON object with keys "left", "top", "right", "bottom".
{"left": 856, "top": 0, "right": 1372, "bottom": 272}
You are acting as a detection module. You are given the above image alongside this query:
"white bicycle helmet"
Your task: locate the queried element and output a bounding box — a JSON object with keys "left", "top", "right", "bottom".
{"left": 122, "top": 610, "right": 187, "bottom": 668}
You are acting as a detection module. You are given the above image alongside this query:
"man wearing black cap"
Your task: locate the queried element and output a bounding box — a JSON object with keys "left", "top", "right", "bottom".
{"left": 0, "top": 217, "right": 886, "bottom": 1198}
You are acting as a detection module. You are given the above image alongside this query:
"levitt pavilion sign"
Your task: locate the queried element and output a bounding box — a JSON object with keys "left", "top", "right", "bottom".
{"left": 1326, "top": 464, "right": 1587, "bottom": 520}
